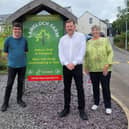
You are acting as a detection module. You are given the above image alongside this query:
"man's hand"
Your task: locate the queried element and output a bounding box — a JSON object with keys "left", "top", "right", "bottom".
{"left": 66, "top": 63, "right": 75, "bottom": 70}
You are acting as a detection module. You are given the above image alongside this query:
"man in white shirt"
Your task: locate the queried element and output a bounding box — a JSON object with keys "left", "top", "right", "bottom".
{"left": 58, "top": 19, "right": 88, "bottom": 120}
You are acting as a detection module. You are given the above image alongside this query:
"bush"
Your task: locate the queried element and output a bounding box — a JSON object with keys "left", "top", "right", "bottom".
{"left": 0, "top": 57, "right": 7, "bottom": 70}
{"left": 114, "top": 32, "right": 125, "bottom": 43}
{"left": 114, "top": 35, "right": 121, "bottom": 43}
{"left": 114, "top": 32, "right": 129, "bottom": 50}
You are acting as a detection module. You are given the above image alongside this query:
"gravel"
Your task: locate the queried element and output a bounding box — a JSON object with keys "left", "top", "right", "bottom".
{"left": 0, "top": 74, "right": 128, "bottom": 129}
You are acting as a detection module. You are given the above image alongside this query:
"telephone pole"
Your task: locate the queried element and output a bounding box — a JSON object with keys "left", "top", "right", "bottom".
{"left": 125, "top": 0, "right": 128, "bottom": 50}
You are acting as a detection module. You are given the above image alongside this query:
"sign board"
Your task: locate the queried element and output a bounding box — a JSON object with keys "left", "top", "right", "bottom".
{"left": 23, "top": 15, "right": 64, "bottom": 81}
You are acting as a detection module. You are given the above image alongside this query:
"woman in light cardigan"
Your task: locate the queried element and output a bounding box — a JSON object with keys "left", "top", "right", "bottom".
{"left": 84, "top": 25, "right": 113, "bottom": 115}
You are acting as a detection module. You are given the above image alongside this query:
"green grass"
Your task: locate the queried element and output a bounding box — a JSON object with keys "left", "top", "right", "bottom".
{"left": 0, "top": 37, "right": 4, "bottom": 50}
{"left": 0, "top": 70, "right": 7, "bottom": 75}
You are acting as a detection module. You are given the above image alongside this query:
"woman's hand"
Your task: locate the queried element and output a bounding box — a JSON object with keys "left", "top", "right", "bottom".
{"left": 103, "top": 64, "right": 109, "bottom": 76}
{"left": 83, "top": 69, "right": 89, "bottom": 75}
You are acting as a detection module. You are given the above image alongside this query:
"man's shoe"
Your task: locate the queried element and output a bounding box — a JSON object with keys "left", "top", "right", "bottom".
{"left": 1, "top": 104, "right": 8, "bottom": 112}
{"left": 58, "top": 109, "right": 69, "bottom": 117}
{"left": 17, "top": 100, "right": 27, "bottom": 108}
{"left": 79, "top": 110, "right": 88, "bottom": 120}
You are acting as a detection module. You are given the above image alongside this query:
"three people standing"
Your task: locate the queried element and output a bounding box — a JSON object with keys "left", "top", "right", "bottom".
{"left": 1, "top": 20, "right": 113, "bottom": 119}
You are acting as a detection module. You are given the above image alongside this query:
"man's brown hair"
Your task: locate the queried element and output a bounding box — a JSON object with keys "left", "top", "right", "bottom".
{"left": 13, "top": 22, "right": 22, "bottom": 29}
{"left": 65, "top": 19, "right": 75, "bottom": 25}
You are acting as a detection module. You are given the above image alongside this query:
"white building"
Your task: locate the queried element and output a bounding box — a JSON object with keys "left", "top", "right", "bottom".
{"left": 77, "top": 11, "right": 108, "bottom": 36}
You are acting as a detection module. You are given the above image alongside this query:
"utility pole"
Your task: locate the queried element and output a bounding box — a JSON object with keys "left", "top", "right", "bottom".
{"left": 125, "top": 0, "right": 128, "bottom": 50}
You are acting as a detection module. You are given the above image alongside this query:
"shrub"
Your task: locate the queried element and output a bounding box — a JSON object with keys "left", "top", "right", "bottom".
{"left": 114, "top": 35, "right": 121, "bottom": 43}
{"left": 0, "top": 57, "right": 7, "bottom": 70}
{"left": 114, "top": 32, "right": 129, "bottom": 50}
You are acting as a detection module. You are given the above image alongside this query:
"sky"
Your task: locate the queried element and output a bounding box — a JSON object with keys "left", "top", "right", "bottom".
{"left": 0, "top": 0, "right": 125, "bottom": 22}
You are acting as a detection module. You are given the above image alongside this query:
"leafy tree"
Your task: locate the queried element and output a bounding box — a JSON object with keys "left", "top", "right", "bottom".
{"left": 0, "top": 22, "right": 11, "bottom": 71}
{"left": 0, "top": 23, "right": 11, "bottom": 51}
{"left": 112, "top": 0, "right": 129, "bottom": 35}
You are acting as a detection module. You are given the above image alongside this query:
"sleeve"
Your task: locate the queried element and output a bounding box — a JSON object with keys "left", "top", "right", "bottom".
{"left": 72, "top": 34, "right": 86, "bottom": 65}
{"left": 58, "top": 38, "right": 68, "bottom": 65}
{"left": 105, "top": 38, "right": 113, "bottom": 65}
{"left": 3, "top": 38, "right": 9, "bottom": 53}
{"left": 25, "top": 39, "right": 28, "bottom": 52}
{"left": 83, "top": 41, "right": 89, "bottom": 69}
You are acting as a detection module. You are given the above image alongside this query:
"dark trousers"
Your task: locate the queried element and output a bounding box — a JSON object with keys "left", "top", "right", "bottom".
{"left": 3, "top": 67, "right": 26, "bottom": 105}
{"left": 63, "top": 64, "right": 85, "bottom": 110}
{"left": 90, "top": 72, "right": 111, "bottom": 108}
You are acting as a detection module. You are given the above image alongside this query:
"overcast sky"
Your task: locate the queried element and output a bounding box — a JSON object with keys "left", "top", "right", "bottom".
{"left": 0, "top": 0, "right": 125, "bottom": 22}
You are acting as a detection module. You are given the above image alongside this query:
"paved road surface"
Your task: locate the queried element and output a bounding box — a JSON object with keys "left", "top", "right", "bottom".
{"left": 110, "top": 37, "right": 129, "bottom": 110}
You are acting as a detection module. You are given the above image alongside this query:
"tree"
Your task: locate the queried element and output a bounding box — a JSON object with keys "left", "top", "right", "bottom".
{"left": 112, "top": 0, "right": 129, "bottom": 35}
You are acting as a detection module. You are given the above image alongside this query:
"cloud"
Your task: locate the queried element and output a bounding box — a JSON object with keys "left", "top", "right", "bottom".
{"left": 52, "top": 0, "right": 125, "bottom": 22}
{"left": 0, "top": 0, "right": 32, "bottom": 15}
{"left": 0, "top": 0, "right": 125, "bottom": 22}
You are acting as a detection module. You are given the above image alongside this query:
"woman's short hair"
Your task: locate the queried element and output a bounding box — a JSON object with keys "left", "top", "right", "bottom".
{"left": 91, "top": 25, "right": 100, "bottom": 31}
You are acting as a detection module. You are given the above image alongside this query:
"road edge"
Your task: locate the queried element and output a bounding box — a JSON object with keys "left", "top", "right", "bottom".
{"left": 113, "top": 45, "right": 129, "bottom": 56}
{"left": 111, "top": 95, "right": 129, "bottom": 129}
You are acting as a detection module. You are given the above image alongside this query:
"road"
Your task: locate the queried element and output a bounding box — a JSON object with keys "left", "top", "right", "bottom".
{"left": 110, "top": 38, "right": 129, "bottom": 109}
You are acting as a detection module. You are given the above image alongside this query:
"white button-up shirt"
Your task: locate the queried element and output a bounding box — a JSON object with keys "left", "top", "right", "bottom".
{"left": 58, "top": 32, "right": 86, "bottom": 65}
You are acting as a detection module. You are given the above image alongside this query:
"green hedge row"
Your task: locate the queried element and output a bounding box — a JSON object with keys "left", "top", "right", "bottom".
{"left": 0, "top": 58, "right": 7, "bottom": 70}
{"left": 114, "top": 32, "right": 129, "bottom": 50}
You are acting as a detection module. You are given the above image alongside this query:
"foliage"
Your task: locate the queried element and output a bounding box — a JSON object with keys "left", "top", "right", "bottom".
{"left": 112, "top": 1, "right": 129, "bottom": 35}
{"left": 114, "top": 32, "right": 129, "bottom": 50}
{"left": 0, "top": 23, "right": 11, "bottom": 49}
{"left": 114, "top": 32, "right": 127, "bottom": 42}
{"left": 0, "top": 23, "right": 11, "bottom": 71}
{"left": 0, "top": 57, "right": 7, "bottom": 70}
{"left": 112, "top": 0, "right": 129, "bottom": 50}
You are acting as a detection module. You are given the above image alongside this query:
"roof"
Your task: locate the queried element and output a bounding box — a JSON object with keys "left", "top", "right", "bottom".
{"left": 6, "top": 0, "right": 77, "bottom": 23}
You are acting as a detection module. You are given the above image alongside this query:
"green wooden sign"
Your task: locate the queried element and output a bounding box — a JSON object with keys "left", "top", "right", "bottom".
{"left": 23, "top": 15, "right": 64, "bottom": 81}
